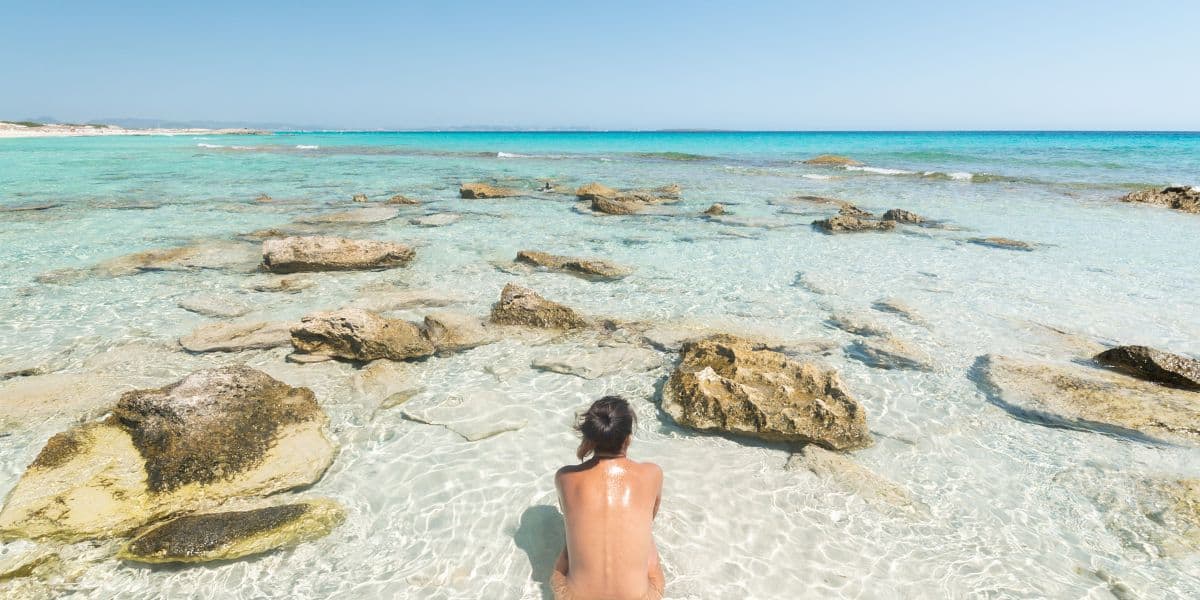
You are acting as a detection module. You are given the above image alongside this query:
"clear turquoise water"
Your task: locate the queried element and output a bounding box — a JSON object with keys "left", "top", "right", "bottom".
{"left": 1, "top": 132, "right": 1198, "bottom": 599}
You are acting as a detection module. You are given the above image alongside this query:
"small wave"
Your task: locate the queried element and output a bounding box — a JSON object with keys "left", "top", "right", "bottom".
{"left": 632, "top": 151, "right": 713, "bottom": 161}
{"left": 921, "top": 171, "right": 976, "bottom": 181}
{"left": 196, "top": 143, "right": 224, "bottom": 148}
{"left": 496, "top": 152, "right": 529, "bottom": 158}
{"left": 844, "top": 165, "right": 915, "bottom": 175}
{"left": 296, "top": 144, "right": 319, "bottom": 149}
{"left": 231, "top": 145, "right": 255, "bottom": 150}
{"left": 802, "top": 174, "right": 835, "bottom": 180}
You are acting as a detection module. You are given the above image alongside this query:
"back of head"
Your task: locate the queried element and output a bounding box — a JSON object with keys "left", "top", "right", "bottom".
{"left": 576, "top": 396, "right": 636, "bottom": 459}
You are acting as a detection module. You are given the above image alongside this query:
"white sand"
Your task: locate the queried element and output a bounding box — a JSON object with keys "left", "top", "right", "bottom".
{"left": 0, "top": 122, "right": 265, "bottom": 139}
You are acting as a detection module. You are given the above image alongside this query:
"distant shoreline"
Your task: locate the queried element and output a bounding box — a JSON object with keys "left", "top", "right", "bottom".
{"left": 0, "top": 121, "right": 266, "bottom": 139}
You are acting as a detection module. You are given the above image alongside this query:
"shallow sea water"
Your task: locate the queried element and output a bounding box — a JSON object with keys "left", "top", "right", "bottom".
{"left": 1, "top": 132, "right": 1199, "bottom": 599}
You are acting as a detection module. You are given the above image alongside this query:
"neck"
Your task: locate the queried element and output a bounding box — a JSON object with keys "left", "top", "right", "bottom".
{"left": 592, "top": 452, "right": 625, "bottom": 460}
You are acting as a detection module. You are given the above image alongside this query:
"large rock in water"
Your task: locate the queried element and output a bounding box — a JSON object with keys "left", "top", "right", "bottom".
{"left": 0, "top": 366, "right": 334, "bottom": 541}
{"left": 813, "top": 215, "right": 896, "bottom": 233}
{"left": 975, "top": 355, "right": 1200, "bottom": 446}
{"left": 460, "top": 182, "right": 520, "bottom": 199}
{"left": 262, "top": 236, "right": 415, "bottom": 273}
{"left": 802, "top": 154, "right": 862, "bottom": 167}
{"left": 515, "top": 250, "right": 632, "bottom": 280}
{"left": 590, "top": 196, "right": 641, "bottom": 215}
{"left": 290, "top": 308, "right": 435, "bottom": 361}
{"left": 489, "top": 283, "right": 588, "bottom": 330}
{"left": 118, "top": 499, "right": 344, "bottom": 564}
{"left": 662, "top": 335, "right": 871, "bottom": 450}
{"left": 1095, "top": 346, "right": 1200, "bottom": 390}
{"left": 1120, "top": 186, "right": 1200, "bottom": 214}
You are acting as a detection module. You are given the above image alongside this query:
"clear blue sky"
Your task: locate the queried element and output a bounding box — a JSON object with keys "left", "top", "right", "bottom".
{"left": 3, "top": 0, "right": 1198, "bottom": 130}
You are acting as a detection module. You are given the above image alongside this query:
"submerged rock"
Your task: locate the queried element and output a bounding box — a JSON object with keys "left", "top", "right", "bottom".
{"left": 881, "top": 209, "right": 926, "bottom": 224}
{"left": 786, "top": 445, "right": 913, "bottom": 509}
{"left": 0, "top": 366, "right": 334, "bottom": 541}
{"left": 662, "top": 335, "right": 871, "bottom": 450}
{"left": 248, "top": 275, "right": 315, "bottom": 293}
{"left": 460, "top": 182, "right": 520, "bottom": 199}
{"left": 871, "top": 297, "right": 926, "bottom": 325}
{"left": 95, "top": 241, "right": 260, "bottom": 276}
{"left": 1094, "top": 345, "right": 1200, "bottom": 390}
{"left": 350, "top": 287, "right": 464, "bottom": 312}
{"left": 0, "top": 373, "right": 134, "bottom": 432}
{"left": 702, "top": 203, "right": 726, "bottom": 216}
{"left": 803, "top": 154, "right": 862, "bottom": 167}
{"left": 291, "top": 308, "right": 435, "bottom": 362}
{"left": 847, "top": 337, "right": 934, "bottom": 371}
{"left": 1120, "top": 186, "right": 1200, "bottom": 214}
{"left": 410, "top": 213, "right": 461, "bottom": 227}
{"left": 531, "top": 346, "right": 661, "bottom": 380}
{"left": 975, "top": 355, "right": 1200, "bottom": 446}
{"left": 813, "top": 215, "right": 896, "bottom": 233}
{"left": 386, "top": 194, "right": 420, "bottom": 205}
{"left": 296, "top": 206, "right": 399, "bottom": 224}
{"left": 262, "top": 236, "right": 415, "bottom": 273}
{"left": 489, "top": 283, "right": 588, "bottom": 330}
{"left": 402, "top": 390, "right": 531, "bottom": 441}
{"left": 422, "top": 311, "right": 490, "bottom": 353}
{"left": 828, "top": 313, "right": 890, "bottom": 338}
{"left": 180, "top": 320, "right": 294, "bottom": 352}
{"left": 177, "top": 294, "right": 251, "bottom": 318}
{"left": 515, "top": 250, "right": 632, "bottom": 280}
{"left": 968, "top": 237, "right": 1034, "bottom": 251}
{"left": 119, "top": 499, "right": 344, "bottom": 564}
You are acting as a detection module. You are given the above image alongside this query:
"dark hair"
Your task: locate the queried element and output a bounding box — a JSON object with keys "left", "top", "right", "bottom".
{"left": 576, "top": 396, "right": 636, "bottom": 458}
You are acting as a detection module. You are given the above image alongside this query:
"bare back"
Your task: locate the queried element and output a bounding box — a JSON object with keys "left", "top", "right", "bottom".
{"left": 556, "top": 457, "right": 663, "bottom": 600}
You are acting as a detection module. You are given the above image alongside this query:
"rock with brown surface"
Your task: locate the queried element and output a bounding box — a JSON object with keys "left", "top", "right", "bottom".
{"left": 295, "top": 206, "right": 398, "bottom": 224}
{"left": 262, "top": 236, "right": 415, "bottom": 273}
{"left": 882, "top": 209, "right": 926, "bottom": 224}
{"left": 975, "top": 355, "right": 1200, "bottom": 446}
{"left": 575, "top": 182, "right": 619, "bottom": 200}
{"left": 838, "top": 204, "right": 874, "bottom": 218}
{"left": 662, "top": 335, "right": 871, "bottom": 450}
{"left": 590, "top": 196, "right": 641, "bottom": 215}
{"left": 460, "top": 182, "right": 520, "bottom": 199}
{"left": 515, "top": 250, "right": 632, "bottom": 280}
{"left": 352, "top": 193, "right": 369, "bottom": 202}
{"left": 489, "top": 283, "right": 588, "bottom": 330}
{"left": 0, "top": 366, "right": 335, "bottom": 541}
{"left": 119, "top": 499, "right": 344, "bottom": 564}
{"left": 386, "top": 194, "right": 420, "bottom": 205}
{"left": 1120, "top": 186, "right": 1200, "bottom": 214}
{"left": 968, "top": 237, "right": 1034, "bottom": 251}
{"left": 291, "top": 309, "right": 435, "bottom": 361}
{"left": 1095, "top": 346, "right": 1200, "bottom": 391}
{"left": 702, "top": 203, "right": 726, "bottom": 216}
{"left": 813, "top": 215, "right": 896, "bottom": 233}
{"left": 803, "top": 154, "right": 863, "bottom": 167}
{"left": 422, "top": 311, "right": 491, "bottom": 353}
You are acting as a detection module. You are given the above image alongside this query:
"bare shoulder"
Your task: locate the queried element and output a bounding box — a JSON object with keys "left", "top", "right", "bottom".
{"left": 633, "top": 460, "right": 663, "bottom": 482}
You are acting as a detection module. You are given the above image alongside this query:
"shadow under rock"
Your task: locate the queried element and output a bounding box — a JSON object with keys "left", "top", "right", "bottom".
{"left": 514, "top": 504, "right": 565, "bottom": 600}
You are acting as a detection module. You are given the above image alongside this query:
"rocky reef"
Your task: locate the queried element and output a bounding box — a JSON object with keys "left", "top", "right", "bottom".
{"left": 1120, "top": 186, "right": 1200, "bottom": 214}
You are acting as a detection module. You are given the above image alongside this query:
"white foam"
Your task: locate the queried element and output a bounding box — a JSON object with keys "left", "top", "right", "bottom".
{"left": 296, "top": 144, "right": 319, "bottom": 149}
{"left": 195, "top": 143, "right": 223, "bottom": 149}
{"left": 496, "top": 152, "right": 528, "bottom": 158}
{"left": 802, "top": 174, "right": 834, "bottom": 180}
{"left": 845, "top": 165, "right": 914, "bottom": 175}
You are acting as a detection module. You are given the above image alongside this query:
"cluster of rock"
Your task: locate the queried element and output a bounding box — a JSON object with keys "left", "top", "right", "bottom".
{"left": 576, "top": 182, "right": 682, "bottom": 215}
{"left": 1120, "top": 186, "right": 1200, "bottom": 214}
{"left": 807, "top": 201, "right": 934, "bottom": 234}
{"left": 0, "top": 366, "right": 341, "bottom": 563}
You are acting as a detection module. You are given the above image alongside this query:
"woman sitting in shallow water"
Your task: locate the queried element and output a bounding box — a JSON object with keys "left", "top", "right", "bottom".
{"left": 553, "top": 396, "right": 665, "bottom": 600}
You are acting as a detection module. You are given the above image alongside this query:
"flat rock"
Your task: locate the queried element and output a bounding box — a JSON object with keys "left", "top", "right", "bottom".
{"left": 402, "top": 391, "right": 530, "bottom": 441}
{"left": 803, "top": 155, "right": 862, "bottom": 166}
{"left": 422, "top": 311, "right": 490, "bottom": 353}
{"left": 386, "top": 194, "right": 420, "bottom": 205}
{"left": 0, "top": 373, "right": 136, "bottom": 432}
{"left": 0, "top": 366, "right": 335, "bottom": 541}
{"left": 353, "top": 360, "right": 424, "bottom": 412}
{"left": 1095, "top": 345, "right": 1200, "bottom": 390}
{"left": 0, "top": 203, "right": 62, "bottom": 212}
{"left": 118, "top": 499, "right": 344, "bottom": 564}
{"left": 871, "top": 297, "right": 926, "bottom": 325}
{"left": 410, "top": 213, "right": 461, "bottom": 227}
{"left": 180, "top": 320, "right": 294, "bottom": 352}
{"left": 814, "top": 215, "right": 896, "bottom": 233}
{"left": 976, "top": 355, "right": 1200, "bottom": 446}
{"left": 847, "top": 337, "right": 934, "bottom": 371}
{"left": 1120, "top": 186, "right": 1200, "bottom": 214}
{"left": 291, "top": 308, "right": 434, "bottom": 361}
{"left": 515, "top": 250, "right": 632, "bottom": 280}
{"left": 295, "top": 206, "right": 398, "bottom": 224}
{"left": 177, "top": 294, "right": 251, "bottom": 318}
{"left": 95, "top": 241, "right": 261, "bottom": 276}
{"left": 531, "top": 346, "right": 661, "bottom": 379}
{"left": 460, "top": 183, "right": 520, "bottom": 199}
{"left": 662, "top": 335, "right": 871, "bottom": 450}
{"left": 262, "top": 236, "right": 415, "bottom": 273}
{"left": 490, "top": 283, "right": 588, "bottom": 330}
{"left": 968, "top": 237, "right": 1034, "bottom": 251}
{"left": 786, "top": 445, "right": 913, "bottom": 508}
{"left": 590, "top": 196, "right": 641, "bottom": 215}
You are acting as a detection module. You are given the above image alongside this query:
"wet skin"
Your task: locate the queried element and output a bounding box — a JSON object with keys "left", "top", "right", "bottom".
{"left": 555, "top": 437, "right": 664, "bottom": 600}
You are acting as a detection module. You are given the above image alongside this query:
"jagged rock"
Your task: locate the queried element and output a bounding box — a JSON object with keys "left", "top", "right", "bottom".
{"left": 291, "top": 309, "right": 434, "bottom": 362}
{"left": 813, "top": 215, "right": 896, "bottom": 233}
{"left": 296, "top": 206, "right": 398, "bottom": 224}
{"left": 847, "top": 337, "right": 933, "bottom": 371}
{"left": 177, "top": 294, "right": 251, "bottom": 318}
{"left": 786, "top": 445, "right": 913, "bottom": 508}
{"left": 460, "top": 183, "right": 520, "bottom": 199}
{"left": 489, "top": 283, "right": 588, "bottom": 330}
{"left": 410, "top": 213, "right": 461, "bottom": 227}
{"left": 262, "top": 236, "right": 414, "bottom": 273}
{"left": 386, "top": 194, "right": 420, "bottom": 205}
{"left": 401, "top": 390, "right": 531, "bottom": 441}
{"left": 968, "top": 237, "right": 1034, "bottom": 251}
{"left": 349, "top": 288, "right": 464, "bottom": 312}
{"left": 575, "top": 182, "right": 619, "bottom": 200}
{"left": 881, "top": 209, "right": 925, "bottom": 224}
{"left": 1095, "top": 346, "right": 1200, "bottom": 390}
{"left": 1120, "top": 186, "right": 1200, "bottom": 214}
{"left": 352, "top": 193, "right": 369, "bottom": 202}
{"left": 662, "top": 335, "right": 871, "bottom": 450}
{"left": 515, "top": 250, "right": 632, "bottom": 280}
{"left": 531, "top": 347, "right": 661, "bottom": 379}
{"left": 702, "top": 203, "right": 726, "bottom": 216}
{"left": 828, "top": 313, "right": 890, "bottom": 337}
{"left": 422, "top": 312, "right": 490, "bottom": 353}
{"left": 975, "top": 355, "right": 1200, "bottom": 446}
{"left": 590, "top": 196, "right": 641, "bottom": 215}
{"left": 803, "top": 155, "right": 862, "bottom": 167}
{"left": 180, "top": 320, "right": 294, "bottom": 352}
{"left": 248, "top": 275, "right": 315, "bottom": 293}
{"left": 95, "top": 241, "right": 260, "bottom": 276}
{"left": 0, "top": 366, "right": 335, "bottom": 541}
{"left": 838, "top": 204, "right": 874, "bottom": 218}
{"left": 118, "top": 499, "right": 344, "bottom": 564}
